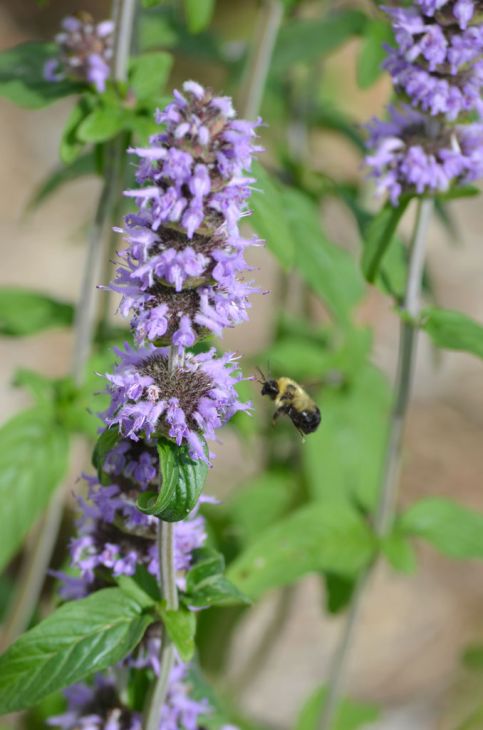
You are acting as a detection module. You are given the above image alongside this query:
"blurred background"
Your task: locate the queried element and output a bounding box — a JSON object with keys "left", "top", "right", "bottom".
{"left": 2, "top": 1, "right": 483, "bottom": 729}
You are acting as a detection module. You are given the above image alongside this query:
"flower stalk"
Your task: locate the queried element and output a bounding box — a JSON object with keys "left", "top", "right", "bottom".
{"left": 0, "top": 0, "right": 136, "bottom": 650}
{"left": 143, "top": 521, "right": 178, "bottom": 730}
{"left": 238, "top": 0, "right": 284, "bottom": 119}
{"left": 319, "top": 197, "right": 433, "bottom": 730}
{"left": 44, "top": 65, "right": 264, "bottom": 728}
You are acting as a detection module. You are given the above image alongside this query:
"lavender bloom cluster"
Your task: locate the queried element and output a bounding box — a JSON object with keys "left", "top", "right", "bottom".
{"left": 110, "top": 81, "right": 262, "bottom": 351}
{"left": 48, "top": 663, "right": 213, "bottom": 730}
{"left": 102, "top": 345, "right": 248, "bottom": 461}
{"left": 365, "top": 0, "right": 483, "bottom": 202}
{"left": 52, "top": 438, "right": 218, "bottom": 729}
{"left": 366, "top": 105, "right": 483, "bottom": 203}
{"left": 56, "top": 440, "right": 207, "bottom": 601}
{"left": 44, "top": 13, "right": 113, "bottom": 93}
{"left": 105, "top": 80, "right": 262, "bottom": 460}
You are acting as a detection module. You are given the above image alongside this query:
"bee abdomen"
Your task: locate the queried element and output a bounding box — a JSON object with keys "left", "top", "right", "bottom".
{"left": 287, "top": 406, "right": 321, "bottom": 435}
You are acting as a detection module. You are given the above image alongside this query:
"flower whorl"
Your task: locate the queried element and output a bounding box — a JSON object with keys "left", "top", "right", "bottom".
{"left": 104, "top": 81, "right": 262, "bottom": 458}
{"left": 365, "top": 0, "right": 483, "bottom": 201}
{"left": 44, "top": 14, "right": 114, "bottom": 93}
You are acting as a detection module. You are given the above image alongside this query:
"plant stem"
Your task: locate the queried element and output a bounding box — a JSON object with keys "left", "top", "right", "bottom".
{"left": 159, "top": 521, "right": 179, "bottom": 612}
{"left": 375, "top": 198, "right": 433, "bottom": 537}
{"left": 238, "top": 0, "right": 284, "bottom": 119}
{"left": 97, "top": 135, "right": 130, "bottom": 343}
{"left": 319, "top": 198, "right": 433, "bottom": 730}
{"left": 73, "top": 0, "right": 136, "bottom": 378}
{"left": 143, "top": 520, "right": 178, "bottom": 730}
{"left": 71, "top": 136, "right": 123, "bottom": 382}
{"left": 0, "top": 0, "right": 136, "bottom": 650}
{"left": 143, "top": 345, "right": 180, "bottom": 730}
{"left": 231, "top": 585, "right": 296, "bottom": 693}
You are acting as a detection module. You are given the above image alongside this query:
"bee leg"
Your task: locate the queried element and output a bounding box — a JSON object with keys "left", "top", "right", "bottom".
{"left": 296, "top": 428, "right": 306, "bottom": 443}
{"left": 271, "top": 407, "right": 285, "bottom": 427}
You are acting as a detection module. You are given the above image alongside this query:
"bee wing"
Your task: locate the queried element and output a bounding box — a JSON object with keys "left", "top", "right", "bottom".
{"left": 302, "top": 372, "right": 344, "bottom": 391}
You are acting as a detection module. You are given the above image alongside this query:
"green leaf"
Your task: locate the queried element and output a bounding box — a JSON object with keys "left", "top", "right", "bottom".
{"left": 117, "top": 575, "right": 156, "bottom": 610}
{"left": 374, "top": 234, "right": 407, "bottom": 300}
{"left": 138, "top": 13, "right": 180, "bottom": 52}
{"left": 185, "top": 548, "right": 250, "bottom": 608}
{"left": 295, "top": 686, "right": 379, "bottom": 730}
{"left": 324, "top": 573, "right": 355, "bottom": 614}
{"left": 437, "top": 184, "right": 479, "bottom": 201}
{"left": 263, "top": 337, "right": 329, "bottom": 381}
{"left": 227, "top": 471, "right": 294, "bottom": 545}
{"left": 227, "top": 503, "right": 375, "bottom": 600}
{"left": 0, "top": 408, "right": 68, "bottom": 571}
{"left": 401, "top": 498, "right": 483, "bottom": 559}
{"left": 77, "top": 102, "right": 130, "bottom": 144}
{"left": 158, "top": 603, "right": 196, "bottom": 662}
{"left": 361, "top": 199, "right": 410, "bottom": 283}
{"left": 250, "top": 162, "right": 295, "bottom": 269}
{"left": 92, "top": 427, "right": 121, "bottom": 484}
{"left": 63, "top": 344, "right": 120, "bottom": 440}
{"left": 272, "top": 10, "right": 367, "bottom": 73}
{"left": 0, "top": 588, "right": 154, "bottom": 713}
{"left": 462, "top": 645, "right": 483, "bottom": 671}
{"left": 381, "top": 530, "right": 417, "bottom": 574}
{"left": 0, "top": 42, "right": 81, "bottom": 108}
{"left": 60, "top": 97, "right": 94, "bottom": 164}
{"left": 129, "top": 52, "right": 173, "bottom": 101}
{"left": 28, "top": 152, "right": 98, "bottom": 210}
{"left": 126, "top": 112, "right": 165, "bottom": 144}
{"left": 12, "top": 368, "right": 55, "bottom": 407}
{"left": 457, "top": 707, "right": 483, "bottom": 730}
{"left": 282, "top": 188, "right": 364, "bottom": 320}
{"left": 229, "top": 378, "right": 258, "bottom": 439}
{"left": 183, "top": 0, "right": 216, "bottom": 33}
{"left": 0, "top": 288, "right": 74, "bottom": 336}
{"left": 137, "top": 438, "right": 208, "bottom": 522}
{"left": 303, "top": 365, "right": 391, "bottom": 509}
{"left": 264, "top": 323, "right": 371, "bottom": 384}
{"left": 421, "top": 307, "right": 483, "bottom": 359}
{"left": 357, "top": 19, "right": 393, "bottom": 89}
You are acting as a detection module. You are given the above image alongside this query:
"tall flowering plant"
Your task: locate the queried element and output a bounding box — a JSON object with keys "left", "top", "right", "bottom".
{"left": 46, "top": 81, "right": 262, "bottom": 728}
{"left": 320, "top": 2, "right": 483, "bottom": 728}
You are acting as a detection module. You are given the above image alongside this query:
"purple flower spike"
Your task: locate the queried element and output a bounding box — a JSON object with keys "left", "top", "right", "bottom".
{"left": 126, "top": 81, "right": 262, "bottom": 240}
{"left": 55, "top": 440, "right": 208, "bottom": 599}
{"left": 109, "top": 267, "right": 257, "bottom": 346}
{"left": 365, "top": 0, "right": 483, "bottom": 203}
{"left": 109, "top": 83, "right": 263, "bottom": 353}
{"left": 159, "top": 662, "right": 211, "bottom": 730}
{"left": 48, "top": 675, "right": 141, "bottom": 730}
{"left": 365, "top": 105, "right": 483, "bottom": 202}
{"left": 102, "top": 345, "right": 249, "bottom": 460}
{"left": 380, "top": 1, "right": 483, "bottom": 120}
{"left": 44, "top": 13, "right": 114, "bottom": 92}
{"left": 50, "top": 81, "right": 260, "bottom": 730}
{"left": 50, "top": 660, "right": 234, "bottom": 730}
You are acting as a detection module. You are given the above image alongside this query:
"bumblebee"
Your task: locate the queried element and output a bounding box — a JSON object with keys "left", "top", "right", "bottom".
{"left": 257, "top": 369, "right": 321, "bottom": 436}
